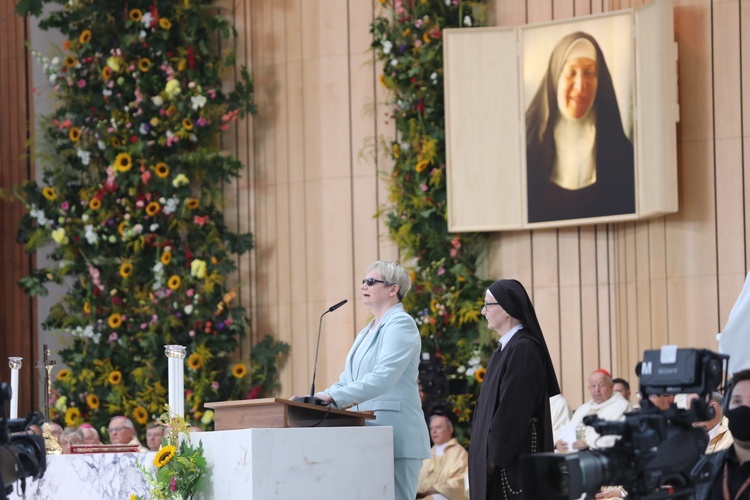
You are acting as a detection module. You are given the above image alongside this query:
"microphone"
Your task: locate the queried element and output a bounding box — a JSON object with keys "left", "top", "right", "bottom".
{"left": 292, "top": 299, "right": 348, "bottom": 406}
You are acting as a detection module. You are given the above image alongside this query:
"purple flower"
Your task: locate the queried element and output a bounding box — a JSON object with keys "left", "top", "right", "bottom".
{"left": 170, "top": 477, "right": 176, "bottom": 492}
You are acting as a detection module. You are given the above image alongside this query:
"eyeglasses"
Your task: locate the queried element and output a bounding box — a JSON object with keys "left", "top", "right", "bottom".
{"left": 108, "top": 426, "right": 125, "bottom": 433}
{"left": 362, "top": 278, "right": 388, "bottom": 286}
{"left": 483, "top": 302, "right": 500, "bottom": 309}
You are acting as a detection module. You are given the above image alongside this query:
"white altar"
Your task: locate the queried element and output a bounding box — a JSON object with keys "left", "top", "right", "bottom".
{"left": 8, "top": 426, "right": 394, "bottom": 499}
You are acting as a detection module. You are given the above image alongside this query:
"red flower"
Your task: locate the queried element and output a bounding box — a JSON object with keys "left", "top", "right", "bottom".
{"left": 247, "top": 384, "right": 263, "bottom": 399}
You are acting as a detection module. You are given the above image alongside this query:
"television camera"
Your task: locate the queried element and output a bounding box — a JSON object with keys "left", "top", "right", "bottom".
{"left": 521, "top": 347, "right": 728, "bottom": 499}
{"left": 1, "top": 382, "right": 46, "bottom": 499}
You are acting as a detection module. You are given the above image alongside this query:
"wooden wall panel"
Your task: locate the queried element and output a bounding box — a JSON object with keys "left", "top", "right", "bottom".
{"left": 0, "top": 0, "right": 37, "bottom": 416}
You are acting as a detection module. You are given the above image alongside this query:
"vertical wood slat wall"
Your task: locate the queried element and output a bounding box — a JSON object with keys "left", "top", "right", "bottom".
{"left": 0, "top": 0, "right": 37, "bottom": 415}
{"left": 221, "top": 0, "right": 750, "bottom": 408}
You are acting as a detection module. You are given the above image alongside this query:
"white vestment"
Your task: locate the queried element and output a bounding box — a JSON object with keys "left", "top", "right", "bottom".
{"left": 569, "top": 392, "right": 632, "bottom": 449}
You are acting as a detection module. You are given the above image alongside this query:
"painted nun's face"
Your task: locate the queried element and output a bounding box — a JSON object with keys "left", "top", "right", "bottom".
{"left": 557, "top": 57, "right": 598, "bottom": 119}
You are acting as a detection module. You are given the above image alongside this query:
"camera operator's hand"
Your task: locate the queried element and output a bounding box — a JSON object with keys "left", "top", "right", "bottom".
{"left": 595, "top": 487, "right": 626, "bottom": 498}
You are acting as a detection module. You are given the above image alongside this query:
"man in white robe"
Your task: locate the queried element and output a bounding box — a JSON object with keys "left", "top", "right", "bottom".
{"left": 555, "top": 369, "right": 632, "bottom": 451}
{"left": 550, "top": 393, "right": 571, "bottom": 443}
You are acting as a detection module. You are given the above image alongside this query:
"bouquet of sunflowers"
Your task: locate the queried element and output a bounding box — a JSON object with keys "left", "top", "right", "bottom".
{"left": 135, "top": 405, "right": 206, "bottom": 500}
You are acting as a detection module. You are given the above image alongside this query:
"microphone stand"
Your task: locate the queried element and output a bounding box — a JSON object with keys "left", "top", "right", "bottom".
{"left": 292, "top": 299, "right": 347, "bottom": 406}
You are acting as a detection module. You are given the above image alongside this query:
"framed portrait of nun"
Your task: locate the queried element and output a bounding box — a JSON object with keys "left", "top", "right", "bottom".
{"left": 443, "top": 0, "right": 677, "bottom": 232}
{"left": 521, "top": 13, "right": 635, "bottom": 224}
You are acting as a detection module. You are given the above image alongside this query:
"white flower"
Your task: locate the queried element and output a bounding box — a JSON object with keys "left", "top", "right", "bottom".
{"left": 139, "top": 123, "right": 149, "bottom": 135}
{"left": 467, "top": 367, "right": 477, "bottom": 377}
{"left": 457, "top": 365, "right": 467, "bottom": 374}
{"left": 139, "top": 30, "right": 147, "bottom": 40}
{"left": 84, "top": 225, "right": 99, "bottom": 245}
{"left": 77, "top": 148, "right": 91, "bottom": 166}
{"left": 97, "top": 140, "right": 106, "bottom": 150}
{"left": 162, "top": 197, "right": 179, "bottom": 215}
{"left": 430, "top": 72, "right": 438, "bottom": 84}
{"left": 51, "top": 57, "right": 59, "bottom": 66}
{"left": 391, "top": 59, "right": 398, "bottom": 67}
{"left": 191, "top": 95, "right": 207, "bottom": 110}
{"left": 184, "top": 305, "right": 194, "bottom": 315}
{"left": 150, "top": 223, "right": 159, "bottom": 232}
{"left": 382, "top": 40, "right": 393, "bottom": 55}
{"left": 152, "top": 95, "right": 164, "bottom": 106}
{"left": 463, "top": 15, "right": 472, "bottom": 27}
{"left": 141, "top": 12, "right": 152, "bottom": 27}
{"left": 49, "top": 74, "right": 57, "bottom": 83}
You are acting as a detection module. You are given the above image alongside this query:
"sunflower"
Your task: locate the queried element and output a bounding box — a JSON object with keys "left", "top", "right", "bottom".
{"left": 87, "top": 393, "right": 100, "bottom": 410}
{"left": 89, "top": 198, "right": 102, "bottom": 210}
{"left": 423, "top": 32, "right": 431, "bottom": 43}
{"left": 69, "top": 126, "right": 82, "bottom": 142}
{"left": 64, "top": 55, "right": 76, "bottom": 68}
{"left": 119, "top": 262, "right": 133, "bottom": 278}
{"left": 111, "top": 136, "right": 121, "bottom": 147}
{"left": 187, "top": 353, "right": 203, "bottom": 370}
{"left": 145, "top": 201, "right": 161, "bottom": 216}
{"left": 109, "top": 370, "right": 122, "bottom": 385}
{"left": 65, "top": 407, "right": 82, "bottom": 427}
{"left": 415, "top": 160, "right": 429, "bottom": 173}
{"left": 167, "top": 275, "right": 181, "bottom": 290}
{"left": 42, "top": 186, "right": 57, "bottom": 200}
{"left": 160, "top": 251, "right": 172, "bottom": 265}
{"left": 114, "top": 152, "right": 132, "bottom": 172}
{"left": 101, "top": 66, "right": 113, "bottom": 80}
{"left": 475, "top": 367, "right": 487, "bottom": 383}
{"left": 108, "top": 313, "right": 122, "bottom": 329}
{"left": 56, "top": 369, "right": 71, "bottom": 381}
{"left": 182, "top": 118, "right": 194, "bottom": 131}
{"left": 138, "top": 58, "right": 151, "bottom": 72}
{"left": 133, "top": 406, "right": 148, "bottom": 425}
{"left": 154, "top": 162, "right": 169, "bottom": 178}
{"left": 129, "top": 8, "right": 142, "bottom": 21}
{"left": 83, "top": 301, "right": 91, "bottom": 314}
{"left": 153, "top": 445, "right": 177, "bottom": 468}
{"left": 232, "top": 363, "right": 247, "bottom": 379}
{"left": 79, "top": 29, "right": 92, "bottom": 44}
{"left": 159, "top": 18, "right": 172, "bottom": 30}
{"left": 186, "top": 198, "right": 199, "bottom": 210}
{"left": 118, "top": 221, "right": 127, "bottom": 235}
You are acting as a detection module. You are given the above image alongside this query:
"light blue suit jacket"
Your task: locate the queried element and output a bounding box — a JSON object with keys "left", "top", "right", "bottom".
{"left": 325, "top": 303, "right": 430, "bottom": 459}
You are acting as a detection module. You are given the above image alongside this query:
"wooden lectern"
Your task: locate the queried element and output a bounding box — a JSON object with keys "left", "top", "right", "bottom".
{"left": 204, "top": 398, "right": 375, "bottom": 431}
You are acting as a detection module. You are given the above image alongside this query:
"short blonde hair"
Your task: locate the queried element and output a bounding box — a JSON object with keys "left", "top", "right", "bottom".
{"left": 367, "top": 261, "right": 412, "bottom": 301}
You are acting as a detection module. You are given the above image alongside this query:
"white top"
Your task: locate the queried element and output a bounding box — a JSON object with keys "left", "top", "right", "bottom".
{"left": 499, "top": 323, "right": 524, "bottom": 350}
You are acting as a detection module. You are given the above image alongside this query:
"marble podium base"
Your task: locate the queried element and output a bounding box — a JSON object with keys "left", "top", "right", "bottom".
{"left": 8, "top": 426, "right": 394, "bottom": 499}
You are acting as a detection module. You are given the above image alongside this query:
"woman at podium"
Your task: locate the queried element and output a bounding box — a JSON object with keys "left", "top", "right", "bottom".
{"left": 316, "top": 260, "right": 430, "bottom": 500}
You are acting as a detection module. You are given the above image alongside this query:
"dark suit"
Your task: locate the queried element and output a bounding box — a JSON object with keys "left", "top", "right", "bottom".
{"left": 468, "top": 330, "right": 554, "bottom": 500}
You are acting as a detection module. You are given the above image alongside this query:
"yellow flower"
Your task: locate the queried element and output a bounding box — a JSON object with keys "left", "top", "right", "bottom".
{"left": 232, "top": 363, "right": 247, "bottom": 379}
{"left": 109, "top": 370, "right": 123, "bottom": 385}
{"left": 52, "top": 227, "right": 69, "bottom": 244}
{"left": 65, "top": 407, "right": 82, "bottom": 427}
{"left": 423, "top": 32, "right": 430, "bottom": 43}
{"left": 165, "top": 79, "right": 181, "bottom": 99}
{"left": 119, "top": 262, "right": 133, "bottom": 278}
{"left": 172, "top": 173, "right": 189, "bottom": 187}
{"left": 101, "top": 66, "right": 113, "bottom": 80}
{"left": 133, "top": 406, "right": 148, "bottom": 425}
{"left": 114, "top": 152, "right": 132, "bottom": 172}
{"left": 89, "top": 198, "right": 102, "bottom": 210}
{"left": 415, "top": 160, "right": 429, "bottom": 173}
{"left": 42, "top": 186, "right": 57, "bottom": 200}
{"left": 130, "top": 494, "right": 138, "bottom": 500}
{"left": 64, "top": 55, "right": 76, "bottom": 68}
{"left": 379, "top": 74, "right": 388, "bottom": 87}
{"left": 475, "top": 367, "right": 486, "bottom": 383}
{"left": 118, "top": 221, "right": 127, "bottom": 235}
{"left": 377, "top": 0, "right": 387, "bottom": 3}
{"left": 106, "top": 56, "right": 123, "bottom": 72}
{"left": 69, "top": 126, "right": 82, "bottom": 142}
{"left": 159, "top": 18, "right": 172, "bottom": 30}
{"left": 87, "top": 393, "right": 100, "bottom": 410}
{"left": 153, "top": 445, "right": 176, "bottom": 468}
{"left": 57, "top": 369, "right": 71, "bottom": 381}
{"left": 83, "top": 301, "right": 91, "bottom": 314}
{"left": 167, "top": 275, "right": 181, "bottom": 290}
{"left": 154, "top": 162, "right": 169, "bottom": 178}
{"left": 190, "top": 259, "right": 207, "bottom": 279}
{"left": 145, "top": 201, "right": 161, "bottom": 216}
{"left": 129, "top": 9, "right": 143, "bottom": 22}
{"left": 111, "top": 136, "right": 121, "bottom": 147}
{"left": 201, "top": 410, "right": 214, "bottom": 425}
{"left": 161, "top": 251, "right": 172, "bottom": 265}
{"left": 79, "top": 29, "right": 92, "bottom": 44}
{"left": 186, "top": 198, "right": 199, "bottom": 210}
{"left": 392, "top": 143, "right": 400, "bottom": 158}
{"left": 187, "top": 353, "right": 203, "bottom": 370}
{"left": 138, "top": 58, "right": 151, "bottom": 72}
{"left": 403, "top": 28, "right": 411, "bottom": 37}
{"left": 182, "top": 118, "right": 193, "bottom": 131}
{"left": 108, "top": 313, "right": 122, "bottom": 329}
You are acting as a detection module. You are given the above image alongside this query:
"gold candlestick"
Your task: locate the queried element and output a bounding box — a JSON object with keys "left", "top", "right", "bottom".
{"left": 37, "top": 344, "right": 62, "bottom": 455}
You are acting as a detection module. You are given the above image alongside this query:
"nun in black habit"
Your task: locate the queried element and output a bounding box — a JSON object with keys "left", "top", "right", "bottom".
{"left": 525, "top": 31, "right": 635, "bottom": 223}
{"left": 468, "top": 279, "right": 560, "bottom": 500}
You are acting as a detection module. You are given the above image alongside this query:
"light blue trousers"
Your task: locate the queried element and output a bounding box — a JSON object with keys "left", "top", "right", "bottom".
{"left": 394, "top": 457, "right": 422, "bottom": 500}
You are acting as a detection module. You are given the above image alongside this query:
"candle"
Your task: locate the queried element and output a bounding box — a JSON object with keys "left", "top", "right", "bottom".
{"left": 9, "top": 357, "right": 23, "bottom": 419}
{"left": 164, "top": 345, "right": 186, "bottom": 418}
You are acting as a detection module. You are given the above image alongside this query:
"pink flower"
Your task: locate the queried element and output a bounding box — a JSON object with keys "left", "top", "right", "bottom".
{"left": 60, "top": 201, "right": 69, "bottom": 210}
{"left": 420, "top": 184, "right": 428, "bottom": 192}
{"left": 77, "top": 79, "right": 86, "bottom": 88}
{"left": 108, "top": 332, "right": 118, "bottom": 342}
{"left": 212, "top": 381, "right": 220, "bottom": 390}
{"left": 193, "top": 215, "right": 210, "bottom": 227}
{"left": 189, "top": 330, "right": 196, "bottom": 337}
{"left": 141, "top": 170, "right": 151, "bottom": 184}
{"left": 437, "top": 267, "right": 445, "bottom": 276}
{"left": 170, "top": 477, "right": 176, "bottom": 492}
{"left": 186, "top": 288, "right": 195, "bottom": 297}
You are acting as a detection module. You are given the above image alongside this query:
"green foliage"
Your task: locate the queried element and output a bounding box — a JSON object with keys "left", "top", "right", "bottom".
{"left": 17, "top": 0, "right": 264, "bottom": 438}
{"left": 371, "top": 0, "right": 494, "bottom": 444}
